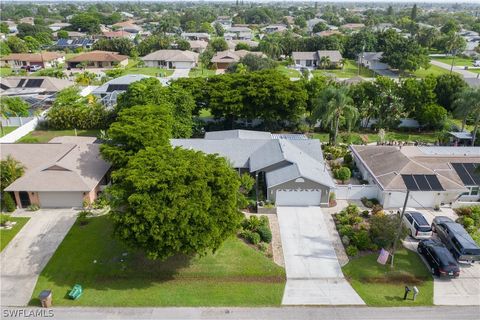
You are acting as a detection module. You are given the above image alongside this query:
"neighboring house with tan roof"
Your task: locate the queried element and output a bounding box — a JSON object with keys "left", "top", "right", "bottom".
{"left": 112, "top": 20, "right": 142, "bottom": 33}
{"left": 1, "top": 136, "right": 111, "bottom": 208}
{"left": 0, "top": 76, "right": 74, "bottom": 102}
{"left": 187, "top": 40, "right": 208, "bottom": 53}
{"left": 224, "top": 26, "right": 253, "bottom": 40}
{"left": 0, "top": 52, "right": 65, "bottom": 69}
{"left": 141, "top": 49, "right": 199, "bottom": 69}
{"left": 66, "top": 51, "right": 128, "bottom": 68}
{"left": 340, "top": 23, "right": 366, "bottom": 31}
{"left": 292, "top": 50, "right": 343, "bottom": 69}
{"left": 226, "top": 39, "right": 259, "bottom": 50}
{"left": 211, "top": 50, "right": 265, "bottom": 69}
{"left": 101, "top": 30, "right": 135, "bottom": 40}
{"left": 350, "top": 145, "right": 480, "bottom": 208}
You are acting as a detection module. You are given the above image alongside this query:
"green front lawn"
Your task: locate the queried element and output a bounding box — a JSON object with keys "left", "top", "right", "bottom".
{"left": 189, "top": 67, "right": 216, "bottom": 78}
{"left": 432, "top": 57, "right": 476, "bottom": 67}
{"left": 17, "top": 129, "right": 101, "bottom": 143}
{"left": 311, "top": 130, "right": 439, "bottom": 145}
{"left": 1, "top": 126, "right": 18, "bottom": 137}
{"left": 468, "top": 69, "right": 480, "bottom": 74}
{"left": 0, "top": 216, "right": 30, "bottom": 252}
{"left": 276, "top": 65, "right": 301, "bottom": 78}
{"left": 342, "top": 249, "right": 433, "bottom": 306}
{"left": 411, "top": 64, "right": 452, "bottom": 78}
{"left": 30, "top": 215, "right": 285, "bottom": 307}
{"left": 312, "top": 60, "right": 374, "bottom": 79}
{"left": 124, "top": 67, "right": 173, "bottom": 77}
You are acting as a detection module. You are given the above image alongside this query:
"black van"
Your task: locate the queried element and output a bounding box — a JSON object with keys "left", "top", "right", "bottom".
{"left": 432, "top": 216, "right": 480, "bottom": 263}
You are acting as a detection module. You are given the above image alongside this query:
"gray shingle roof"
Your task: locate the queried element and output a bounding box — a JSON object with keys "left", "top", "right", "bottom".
{"left": 205, "top": 130, "right": 272, "bottom": 140}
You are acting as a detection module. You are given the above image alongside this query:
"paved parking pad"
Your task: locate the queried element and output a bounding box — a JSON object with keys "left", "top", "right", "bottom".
{"left": 277, "top": 206, "right": 365, "bottom": 305}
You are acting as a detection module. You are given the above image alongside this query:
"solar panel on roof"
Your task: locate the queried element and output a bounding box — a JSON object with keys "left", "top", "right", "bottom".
{"left": 464, "top": 163, "right": 480, "bottom": 185}
{"left": 106, "top": 84, "right": 129, "bottom": 92}
{"left": 452, "top": 163, "right": 477, "bottom": 186}
{"left": 425, "top": 175, "right": 444, "bottom": 191}
{"left": 25, "top": 79, "right": 44, "bottom": 88}
{"left": 402, "top": 175, "right": 419, "bottom": 191}
{"left": 17, "top": 79, "right": 26, "bottom": 87}
{"left": 402, "top": 174, "right": 444, "bottom": 191}
{"left": 413, "top": 175, "right": 430, "bottom": 190}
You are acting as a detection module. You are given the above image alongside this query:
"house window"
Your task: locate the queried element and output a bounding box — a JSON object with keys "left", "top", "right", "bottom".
{"left": 306, "top": 60, "right": 312, "bottom": 67}
{"left": 471, "top": 186, "right": 479, "bottom": 196}
{"left": 295, "top": 60, "right": 300, "bottom": 65}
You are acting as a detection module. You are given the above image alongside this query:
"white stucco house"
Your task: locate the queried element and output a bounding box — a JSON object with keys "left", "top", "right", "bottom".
{"left": 141, "top": 50, "right": 198, "bottom": 69}
{"left": 351, "top": 145, "right": 480, "bottom": 209}
{"left": 357, "top": 52, "right": 389, "bottom": 71}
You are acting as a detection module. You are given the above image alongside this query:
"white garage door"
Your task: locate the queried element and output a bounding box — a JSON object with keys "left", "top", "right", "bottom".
{"left": 38, "top": 192, "right": 84, "bottom": 208}
{"left": 276, "top": 189, "right": 322, "bottom": 206}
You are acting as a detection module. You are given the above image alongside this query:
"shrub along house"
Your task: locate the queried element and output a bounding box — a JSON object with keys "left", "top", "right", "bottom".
{"left": 172, "top": 130, "right": 335, "bottom": 207}
{"left": 351, "top": 145, "right": 480, "bottom": 208}
{"left": 1, "top": 136, "right": 111, "bottom": 208}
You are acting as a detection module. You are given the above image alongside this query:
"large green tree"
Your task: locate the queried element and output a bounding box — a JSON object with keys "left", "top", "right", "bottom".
{"left": 434, "top": 74, "right": 466, "bottom": 111}
{"left": 0, "top": 156, "right": 25, "bottom": 191}
{"left": 70, "top": 13, "right": 101, "bottom": 34}
{"left": 381, "top": 36, "right": 429, "bottom": 73}
{"left": 107, "top": 146, "right": 243, "bottom": 260}
{"left": 116, "top": 78, "right": 195, "bottom": 138}
{"left": 101, "top": 104, "right": 173, "bottom": 168}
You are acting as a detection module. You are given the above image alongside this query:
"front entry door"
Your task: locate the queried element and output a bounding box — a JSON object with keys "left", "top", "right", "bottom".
{"left": 19, "top": 192, "right": 31, "bottom": 207}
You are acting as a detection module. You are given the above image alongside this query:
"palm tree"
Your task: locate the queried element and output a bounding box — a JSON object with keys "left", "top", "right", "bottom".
{"left": 0, "top": 97, "right": 29, "bottom": 137}
{"left": 453, "top": 88, "right": 480, "bottom": 146}
{"left": 320, "top": 56, "right": 331, "bottom": 71}
{"left": 0, "top": 155, "right": 25, "bottom": 191}
{"left": 312, "top": 86, "right": 359, "bottom": 145}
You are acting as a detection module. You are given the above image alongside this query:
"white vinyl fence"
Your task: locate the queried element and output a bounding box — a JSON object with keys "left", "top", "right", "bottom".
{"left": 1, "top": 117, "right": 34, "bottom": 127}
{"left": 335, "top": 184, "right": 379, "bottom": 200}
{"left": 0, "top": 109, "right": 49, "bottom": 143}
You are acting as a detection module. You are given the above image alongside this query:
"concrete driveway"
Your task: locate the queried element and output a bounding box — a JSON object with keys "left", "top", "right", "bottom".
{"left": 169, "top": 68, "right": 190, "bottom": 79}
{"left": 0, "top": 209, "right": 77, "bottom": 306}
{"left": 402, "top": 208, "right": 480, "bottom": 306}
{"left": 277, "top": 206, "right": 365, "bottom": 305}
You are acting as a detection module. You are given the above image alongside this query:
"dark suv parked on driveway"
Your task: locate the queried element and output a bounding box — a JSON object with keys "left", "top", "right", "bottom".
{"left": 432, "top": 216, "right": 480, "bottom": 264}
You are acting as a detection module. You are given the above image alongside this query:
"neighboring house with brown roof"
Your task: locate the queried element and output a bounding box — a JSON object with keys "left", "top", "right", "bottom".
{"left": 1, "top": 136, "right": 111, "bottom": 208}
{"left": 0, "top": 52, "right": 65, "bottom": 69}
{"left": 52, "top": 31, "right": 87, "bottom": 40}
{"left": 141, "top": 49, "right": 199, "bottom": 69}
{"left": 66, "top": 51, "right": 128, "bottom": 68}
{"left": 351, "top": 145, "right": 480, "bottom": 208}
{"left": 314, "top": 30, "right": 342, "bottom": 37}
{"left": 211, "top": 50, "right": 265, "bottom": 69}
{"left": 292, "top": 50, "right": 343, "bottom": 69}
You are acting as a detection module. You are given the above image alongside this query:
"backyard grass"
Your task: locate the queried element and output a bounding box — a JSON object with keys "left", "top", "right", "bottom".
{"left": 0, "top": 216, "right": 30, "bottom": 252}
{"left": 124, "top": 67, "right": 173, "bottom": 77}
{"left": 17, "top": 129, "right": 101, "bottom": 143}
{"left": 311, "top": 130, "right": 439, "bottom": 144}
{"left": 342, "top": 249, "right": 433, "bottom": 306}
{"left": 1, "top": 126, "right": 18, "bottom": 137}
{"left": 312, "top": 60, "right": 374, "bottom": 79}
{"left": 30, "top": 215, "right": 285, "bottom": 307}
